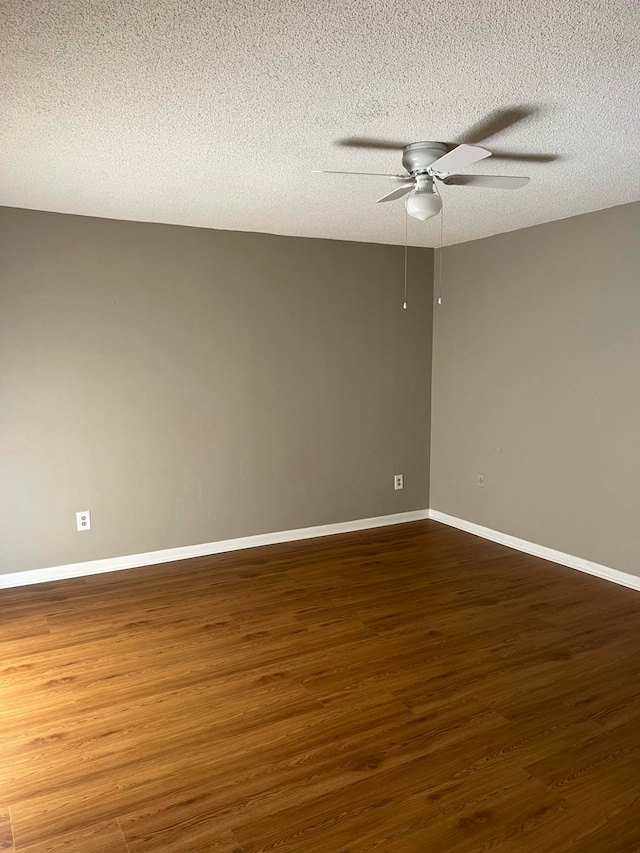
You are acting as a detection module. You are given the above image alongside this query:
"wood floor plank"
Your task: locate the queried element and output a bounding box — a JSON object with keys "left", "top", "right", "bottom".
{"left": 494, "top": 789, "right": 640, "bottom": 852}
{"left": 17, "top": 693, "right": 411, "bottom": 847}
{"left": 15, "top": 820, "right": 129, "bottom": 853}
{"left": 4, "top": 520, "right": 640, "bottom": 851}
{"left": 231, "top": 758, "right": 554, "bottom": 853}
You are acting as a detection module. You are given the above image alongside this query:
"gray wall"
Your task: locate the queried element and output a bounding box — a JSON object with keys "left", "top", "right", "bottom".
{"left": 0, "top": 207, "right": 433, "bottom": 574}
{"left": 431, "top": 201, "right": 640, "bottom": 576}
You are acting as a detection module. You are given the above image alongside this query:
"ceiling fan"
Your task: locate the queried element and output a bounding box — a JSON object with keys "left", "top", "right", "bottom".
{"left": 315, "top": 141, "right": 529, "bottom": 221}
{"left": 314, "top": 108, "right": 551, "bottom": 221}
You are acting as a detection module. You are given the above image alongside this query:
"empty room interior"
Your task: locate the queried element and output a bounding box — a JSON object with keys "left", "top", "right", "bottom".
{"left": 1, "top": 1, "right": 640, "bottom": 851}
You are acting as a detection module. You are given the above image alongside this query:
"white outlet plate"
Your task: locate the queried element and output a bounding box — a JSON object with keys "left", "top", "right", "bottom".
{"left": 394, "top": 474, "right": 404, "bottom": 490}
{"left": 477, "top": 473, "right": 485, "bottom": 488}
{"left": 76, "top": 510, "right": 91, "bottom": 531}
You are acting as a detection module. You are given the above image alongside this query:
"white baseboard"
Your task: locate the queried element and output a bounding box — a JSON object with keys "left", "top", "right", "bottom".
{"left": 429, "top": 509, "right": 640, "bottom": 593}
{"left": 0, "top": 509, "right": 429, "bottom": 590}
{"left": 6, "top": 508, "right": 636, "bottom": 595}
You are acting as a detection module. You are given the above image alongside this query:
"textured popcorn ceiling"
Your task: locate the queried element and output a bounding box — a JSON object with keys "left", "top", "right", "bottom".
{"left": 1, "top": 1, "right": 639, "bottom": 246}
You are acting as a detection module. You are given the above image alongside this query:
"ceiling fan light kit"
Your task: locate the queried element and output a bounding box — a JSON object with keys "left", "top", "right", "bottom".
{"left": 405, "top": 175, "right": 442, "bottom": 222}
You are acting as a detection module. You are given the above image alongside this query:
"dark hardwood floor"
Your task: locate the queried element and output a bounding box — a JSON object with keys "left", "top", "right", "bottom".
{"left": 2, "top": 520, "right": 640, "bottom": 852}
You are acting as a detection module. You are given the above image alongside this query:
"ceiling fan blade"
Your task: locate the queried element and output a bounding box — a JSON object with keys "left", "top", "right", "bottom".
{"left": 456, "top": 107, "right": 536, "bottom": 145}
{"left": 429, "top": 144, "right": 491, "bottom": 174}
{"left": 489, "top": 151, "right": 558, "bottom": 163}
{"left": 441, "top": 174, "right": 529, "bottom": 189}
{"left": 313, "top": 170, "right": 411, "bottom": 179}
{"left": 376, "top": 184, "right": 415, "bottom": 203}
{"left": 336, "top": 137, "right": 407, "bottom": 151}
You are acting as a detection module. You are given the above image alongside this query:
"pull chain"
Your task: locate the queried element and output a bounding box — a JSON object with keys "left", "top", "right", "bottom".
{"left": 403, "top": 206, "right": 408, "bottom": 309}
{"left": 437, "top": 201, "right": 444, "bottom": 305}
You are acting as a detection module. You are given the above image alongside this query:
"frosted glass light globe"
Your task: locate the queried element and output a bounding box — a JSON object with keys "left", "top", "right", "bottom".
{"left": 406, "top": 191, "right": 442, "bottom": 222}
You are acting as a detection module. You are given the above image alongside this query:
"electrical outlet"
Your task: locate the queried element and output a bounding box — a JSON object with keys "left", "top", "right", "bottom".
{"left": 394, "top": 474, "right": 404, "bottom": 490}
{"left": 477, "top": 473, "right": 485, "bottom": 488}
{"left": 76, "top": 510, "right": 91, "bottom": 531}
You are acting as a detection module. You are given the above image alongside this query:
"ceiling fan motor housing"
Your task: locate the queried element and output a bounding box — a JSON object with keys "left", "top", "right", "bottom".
{"left": 402, "top": 142, "right": 448, "bottom": 174}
